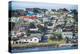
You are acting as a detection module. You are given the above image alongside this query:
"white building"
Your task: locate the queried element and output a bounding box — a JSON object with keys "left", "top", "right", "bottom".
{"left": 26, "top": 37, "right": 40, "bottom": 43}
{"left": 11, "top": 17, "right": 20, "bottom": 23}
{"left": 67, "top": 14, "right": 73, "bottom": 17}
{"left": 44, "top": 34, "right": 53, "bottom": 38}
{"left": 36, "top": 14, "right": 43, "bottom": 18}
{"left": 56, "top": 17, "right": 65, "bottom": 25}
{"left": 16, "top": 36, "right": 40, "bottom": 43}
{"left": 62, "top": 32, "right": 73, "bottom": 39}
{"left": 55, "top": 28, "right": 62, "bottom": 32}
{"left": 29, "top": 28, "right": 38, "bottom": 31}
{"left": 43, "top": 17, "right": 49, "bottom": 23}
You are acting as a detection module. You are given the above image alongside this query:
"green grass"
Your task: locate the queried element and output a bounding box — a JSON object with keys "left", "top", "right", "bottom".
{"left": 11, "top": 39, "right": 66, "bottom": 48}
{"left": 53, "top": 32, "right": 61, "bottom": 34}
{"left": 48, "top": 38, "right": 65, "bottom": 44}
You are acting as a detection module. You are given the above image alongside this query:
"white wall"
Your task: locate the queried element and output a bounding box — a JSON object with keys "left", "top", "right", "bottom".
{"left": 62, "top": 32, "right": 73, "bottom": 38}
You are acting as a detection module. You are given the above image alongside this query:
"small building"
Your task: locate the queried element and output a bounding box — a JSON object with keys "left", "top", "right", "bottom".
{"left": 55, "top": 28, "right": 62, "bottom": 32}
{"left": 62, "top": 27, "right": 73, "bottom": 39}
{"left": 19, "top": 16, "right": 37, "bottom": 21}
{"left": 41, "top": 36, "right": 48, "bottom": 42}
{"left": 26, "top": 37, "right": 40, "bottom": 43}
{"left": 62, "top": 32, "right": 73, "bottom": 39}
{"left": 29, "top": 28, "right": 38, "bottom": 31}
{"left": 16, "top": 35, "right": 41, "bottom": 43}
{"left": 11, "top": 17, "right": 20, "bottom": 23}
{"left": 36, "top": 14, "right": 43, "bottom": 18}
{"left": 43, "top": 17, "right": 49, "bottom": 23}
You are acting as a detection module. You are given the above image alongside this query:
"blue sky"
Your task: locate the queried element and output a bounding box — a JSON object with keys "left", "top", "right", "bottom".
{"left": 11, "top": 1, "right": 78, "bottom": 11}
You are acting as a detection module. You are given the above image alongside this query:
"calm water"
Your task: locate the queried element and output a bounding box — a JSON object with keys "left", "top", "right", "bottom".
{"left": 11, "top": 46, "right": 78, "bottom": 53}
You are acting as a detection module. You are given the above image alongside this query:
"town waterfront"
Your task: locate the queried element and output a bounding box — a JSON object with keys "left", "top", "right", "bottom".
{"left": 9, "top": 1, "right": 78, "bottom": 53}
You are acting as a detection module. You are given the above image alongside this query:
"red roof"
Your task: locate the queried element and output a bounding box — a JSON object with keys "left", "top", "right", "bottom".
{"left": 20, "top": 16, "right": 37, "bottom": 20}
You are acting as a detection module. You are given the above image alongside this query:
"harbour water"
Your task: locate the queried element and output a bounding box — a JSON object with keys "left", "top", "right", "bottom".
{"left": 11, "top": 46, "right": 78, "bottom": 53}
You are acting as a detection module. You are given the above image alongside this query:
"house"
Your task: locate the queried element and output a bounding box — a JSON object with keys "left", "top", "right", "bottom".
{"left": 44, "top": 34, "right": 53, "bottom": 38}
{"left": 55, "top": 27, "right": 62, "bottom": 32}
{"left": 26, "top": 8, "right": 33, "bottom": 13}
{"left": 47, "top": 22, "right": 54, "bottom": 29}
{"left": 49, "top": 11, "right": 55, "bottom": 14}
{"left": 16, "top": 35, "right": 41, "bottom": 43}
{"left": 62, "top": 27, "right": 73, "bottom": 39}
{"left": 11, "top": 17, "right": 20, "bottom": 23}
{"left": 56, "top": 16, "right": 65, "bottom": 25}
{"left": 40, "top": 33, "right": 53, "bottom": 42}
{"left": 54, "top": 25, "right": 63, "bottom": 31}
{"left": 16, "top": 31, "right": 27, "bottom": 37}
{"left": 26, "top": 36, "right": 40, "bottom": 43}
{"left": 41, "top": 36, "right": 48, "bottom": 42}
{"left": 11, "top": 31, "right": 17, "bottom": 38}
{"left": 43, "top": 17, "right": 49, "bottom": 23}
{"left": 11, "top": 31, "right": 16, "bottom": 36}
{"left": 29, "top": 28, "right": 38, "bottom": 31}
{"left": 19, "top": 16, "right": 37, "bottom": 20}
{"left": 26, "top": 12, "right": 34, "bottom": 16}
{"left": 36, "top": 13, "right": 43, "bottom": 18}
{"left": 11, "top": 35, "right": 41, "bottom": 44}
{"left": 65, "top": 18, "right": 74, "bottom": 26}
{"left": 13, "top": 25, "right": 29, "bottom": 32}
{"left": 62, "top": 32, "right": 73, "bottom": 39}
{"left": 29, "top": 23, "right": 39, "bottom": 32}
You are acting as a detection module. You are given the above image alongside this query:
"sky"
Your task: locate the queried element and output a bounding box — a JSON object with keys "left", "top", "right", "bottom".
{"left": 11, "top": 1, "right": 78, "bottom": 11}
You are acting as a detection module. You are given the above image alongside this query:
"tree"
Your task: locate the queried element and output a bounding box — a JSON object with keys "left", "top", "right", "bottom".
{"left": 65, "top": 37, "right": 69, "bottom": 43}
{"left": 51, "top": 9, "right": 56, "bottom": 12}
{"left": 29, "top": 22, "right": 36, "bottom": 28}
{"left": 52, "top": 32, "right": 62, "bottom": 41}
{"left": 70, "top": 9, "right": 78, "bottom": 38}
{"left": 41, "top": 9, "right": 48, "bottom": 13}
{"left": 63, "top": 8, "right": 69, "bottom": 12}
{"left": 70, "top": 9, "right": 78, "bottom": 22}
{"left": 33, "top": 8, "right": 40, "bottom": 14}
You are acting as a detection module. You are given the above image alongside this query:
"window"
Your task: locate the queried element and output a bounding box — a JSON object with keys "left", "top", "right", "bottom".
{"left": 19, "top": 41, "right": 21, "bottom": 43}
{"left": 34, "top": 39, "right": 37, "bottom": 41}
{"left": 26, "top": 40, "right": 27, "bottom": 41}
{"left": 30, "top": 39, "right": 32, "bottom": 41}
{"left": 16, "top": 42, "right": 18, "bottom": 44}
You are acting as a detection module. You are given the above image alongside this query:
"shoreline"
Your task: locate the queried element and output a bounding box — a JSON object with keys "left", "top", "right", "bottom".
{"left": 11, "top": 43, "right": 59, "bottom": 48}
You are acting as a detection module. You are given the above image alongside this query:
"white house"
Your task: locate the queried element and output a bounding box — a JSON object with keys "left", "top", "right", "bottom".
{"left": 17, "top": 39, "right": 27, "bottom": 43}
{"left": 55, "top": 28, "right": 62, "bottom": 32}
{"left": 16, "top": 31, "right": 27, "bottom": 37}
{"left": 27, "top": 37, "right": 40, "bottom": 43}
{"left": 11, "top": 31, "right": 16, "bottom": 36}
{"left": 11, "top": 31, "right": 17, "bottom": 38}
{"left": 49, "top": 11, "right": 55, "bottom": 14}
{"left": 11, "top": 17, "right": 20, "bottom": 23}
{"left": 44, "top": 34, "right": 53, "bottom": 38}
{"left": 16, "top": 36, "right": 40, "bottom": 43}
{"left": 66, "top": 18, "right": 74, "bottom": 26}
{"left": 56, "top": 17, "right": 65, "bottom": 25}
{"left": 29, "top": 28, "right": 38, "bottom": 31}
{"left": 67, "top": 14, "right": 73, "bottom": 17}
{"left": 36, "top": 14, "right": 43, "bottom": 18}
{"left": 62, "top": 32, "right": 73, "bottom": 39}
{"left": 43, "top": 17, "right": 49, "bottom": 23}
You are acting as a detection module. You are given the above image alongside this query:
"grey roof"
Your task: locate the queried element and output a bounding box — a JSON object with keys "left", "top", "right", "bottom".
{"left": 20, "top": 36, "right": 41, "bottom": 40}
{"left": 18, "top": 33, "right": 42, "bottom": 40}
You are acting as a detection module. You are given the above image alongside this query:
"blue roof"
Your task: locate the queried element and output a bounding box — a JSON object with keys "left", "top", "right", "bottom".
{"left": 26, "top": 12, "right": 35, "bottom": 16}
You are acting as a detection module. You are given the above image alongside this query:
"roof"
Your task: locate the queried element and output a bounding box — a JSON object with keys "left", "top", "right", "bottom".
{"left": 18, "top": 33, "right": 42, "bottom": 40}
{"left": 19, "top": 36, "right": 41, "bottom": 40}
{"left": 19, "top": 16, "right": 37, "bottom": 20}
